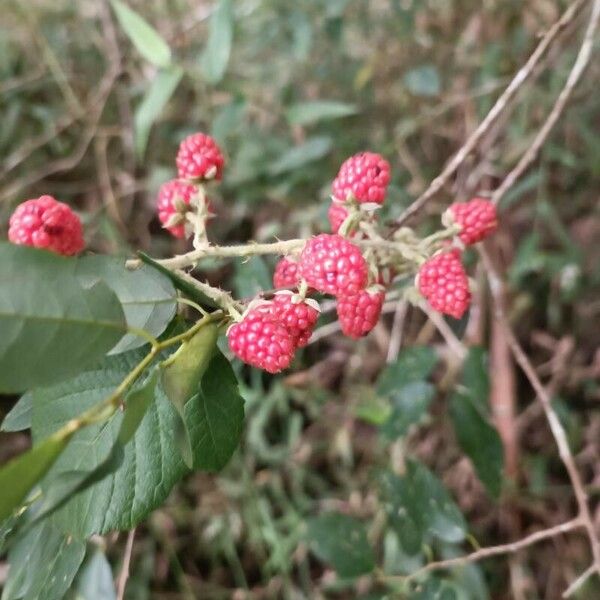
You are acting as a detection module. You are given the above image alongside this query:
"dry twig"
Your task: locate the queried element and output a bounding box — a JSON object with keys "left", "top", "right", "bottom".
{"left": 383, "top": 517, "right": 584, "bottom": 584}
{"left": 480, "top": 246, "right": 600, "bottom": 591}
{"left": 492, "top": 0, "right": 600, "bottom": 205}
{"left": 116, "top": 529, "right": 136, "bottom": 600}
{"left": 391, "top": 0, "right": 587, "bottom": 227}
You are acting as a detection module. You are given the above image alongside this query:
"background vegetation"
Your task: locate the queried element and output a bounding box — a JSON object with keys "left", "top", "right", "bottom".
{"left": 1, "top": 0, "right": 599, "bottom": 598}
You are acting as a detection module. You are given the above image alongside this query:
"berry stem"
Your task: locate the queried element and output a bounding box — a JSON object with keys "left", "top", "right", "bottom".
{"left": 420, "top": 224, "right": 461, "bottom": 249}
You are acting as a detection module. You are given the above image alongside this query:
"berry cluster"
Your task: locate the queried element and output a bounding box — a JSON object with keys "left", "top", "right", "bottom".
{"left": 157, "top": 132, "right": 224, "bottom": 238}
{"left": 8, "top": 195, "right": 84, "bottom": 256}
{"left": 328, "top": 152, "right": 391, "bottom": 236}
{"left": 6, "top": 131, "right": 499, "bottom": 375}
{"left": 227, "top": 293, "right": 320, "bottom": 373}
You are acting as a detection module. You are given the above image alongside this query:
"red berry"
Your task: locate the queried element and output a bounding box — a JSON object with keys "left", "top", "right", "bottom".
{"left": 417, "top": 250, "right": 471, "bottom": 319}
{"left": 328, "top": 202, "right": 348, "bottom": 234}
{"left": 273, "top": 257, "right": 300, "bottom": 289}
{"left": 176, "top": 132, "right": 224, "bottom": 181}
{"left": 299, "top": 234, "right": 368, "bottom": 296}
{"left": 8, "top": 195, "right": 84, "bottom": 256}
{"left": 269, "top": 293, "right": 319, "bottom": 348}
{"left": 227, "top": 309, "right": 295, "bottom": 373}
{"left": 337, "top": 287, "right": 385, "bottom": 339}
{"left": 157, "top": 180, "right": 198, "bottom": 238}
{"left": 332, "top": 152, "right": 391, "bottom": 204}
{"left": 446, "top": 198, "right": 498, "bottom": 245}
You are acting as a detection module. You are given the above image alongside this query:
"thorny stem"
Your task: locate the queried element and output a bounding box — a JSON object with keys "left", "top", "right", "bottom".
{"left": 127, "top": 238, "right": 306, "bottom": 270}
{"left": 130, "top": 234, "right": 451, "bottom": 273}
{"left": 173, "top": 268, "right": 243, "bottom": 316}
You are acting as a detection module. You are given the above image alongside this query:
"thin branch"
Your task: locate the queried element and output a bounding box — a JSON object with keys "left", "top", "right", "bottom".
{"left": 128, "top": 239, "right": 306, "bottom": 270}
{"left": 383, "top": 517, "right": 584, "bottom": 583}
{"left": 419, "top": 302, "right": 467, "bottom": 360}
{"left": 116, "top": 528, "right": 136, "bottom": 600}
{"left": 480, "top": 246, "right": 600, "bottom": 579}
{"left": 391, "top": 0, "right": 587, "bottom": 227}
{"left": 386, "top": 301, "right": 408, "bottom": 363}
{"left": 492, "top": 0, "right": 600, "bottom": 205}
{"left": 127, "top": 234, "right": 438, "bottom": 271}
{"left": 563, "top": 563, "right": 596, "bottom": 598}
{"left": 0, "top": 65, "right": 120, "bottom": 203}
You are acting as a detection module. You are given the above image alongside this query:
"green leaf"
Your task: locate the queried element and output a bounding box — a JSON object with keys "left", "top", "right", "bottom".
{"left": 31, "top": 349, "right": 187, "bottom": 538}
{"left": 267, "top": 136, "right": 332, "bottom": 175}
{"left": 110, "top": 0, "right": 171, "bottom": 67}
{"left": 376, "top": 347, "right": 438, "bottom": 440}
{"left": 377, "top": 346, "right": 438, "bottom": 396}
{"left": 286, "top": 100, "right": 358, "bottom": 125}
{"left": 403, "top": 64, "right": 441, "bottom": 97}
{"left": 134, "top": 66, "right": 183, "bottom": 158}
{"left": 19, "top": 372, "right": 158, "bottom": 533}
{"left": 0, "top": 425, "right": 76, "bottom": 522}
{"left": 1, "top": 520, "right": 86, "bottom": 600}
{"left": 119, "top": 370, "right": 159, "bottom": 444}
{"left": 137, "top": 251, "right": 220, "bottom": 310}
{"left": 354, "top": 394, "right": 392, "bottom": 425}
{"left": 1, "top": 393, "right": 32, "bottom": 432}
{"left": 380, "top": 471, "right": 423, "bottom": 555}
{"left": 381, "top": 380, "right": 435, "bottom": 440}
{"left": 212, "top": 98, "right": 246, "bottom": 143}
{"left": 232, "top": 256, "right": 271, "bottom": 299}
{"left": 380, "top": 461, "right": 467, "bottom": 555}
{"left": 306, "top": 513, "right": 375, "bottom": 578}
{"left": 450, "top": 347, "right": 503, "bottom": 498}
{"left": 185, "top": 351, "right": 245, "bottom": 472}
{"left": 0, "top": 514, "right": 18, "bottom": 552}
{"left": 461, "top": 347, "right": 490, "bottom": 412}
{"left": 0, "top": 243, "right": 126, "bottom": 393}
{"left": 161, "top": 322, "right": 219, "bottom": 466}
{"left": 200, "top": 0, "right": 233, "bottom": 85}
{"left": 77, "top": 256, "right": 177, "bottom": 354}
{"left": 71, "top": 548, "right": 117, "bottom": 600}
{"left": 161, "top": 324, "right": 219, "bottom": 410}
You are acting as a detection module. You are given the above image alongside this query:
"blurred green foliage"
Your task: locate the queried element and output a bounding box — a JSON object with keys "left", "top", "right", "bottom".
{"left": 1, "top": 0, "right": 599, "bottom": 598}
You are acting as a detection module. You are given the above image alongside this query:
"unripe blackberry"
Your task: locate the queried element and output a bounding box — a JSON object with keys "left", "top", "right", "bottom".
{"left": 332, "top": 152, "right": 391, "bottom": 204}
{"left": 299, "top": 234, "right": 368, "bottom": 296}
{"left": 227, "top": 310, "right": 295, "bottom": 373}
{"left": 328, "top": 202, "right": 348, "bottom": 234}
{"left": 337, "top": 287, "right": 385, "bottom": 338}
{"left": 445, "top": 198, "right": 498, "bottom": 245}
{"left": 8, "top": 195, "right": 84, "bottom": 256}
{"left": 176, "top": 132, "right": 225, "bottom": 181}
{"left": 417, "top": 250, "right": 471, "bottom": 319}
{"left": 258, "top": 292, "right": 320, "bottom": 348}
{"left": 156, "top": 179, "right": 198, "bottom": 238}
{"left": 273, "top": 257, "right": 301, "bottom": 289}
